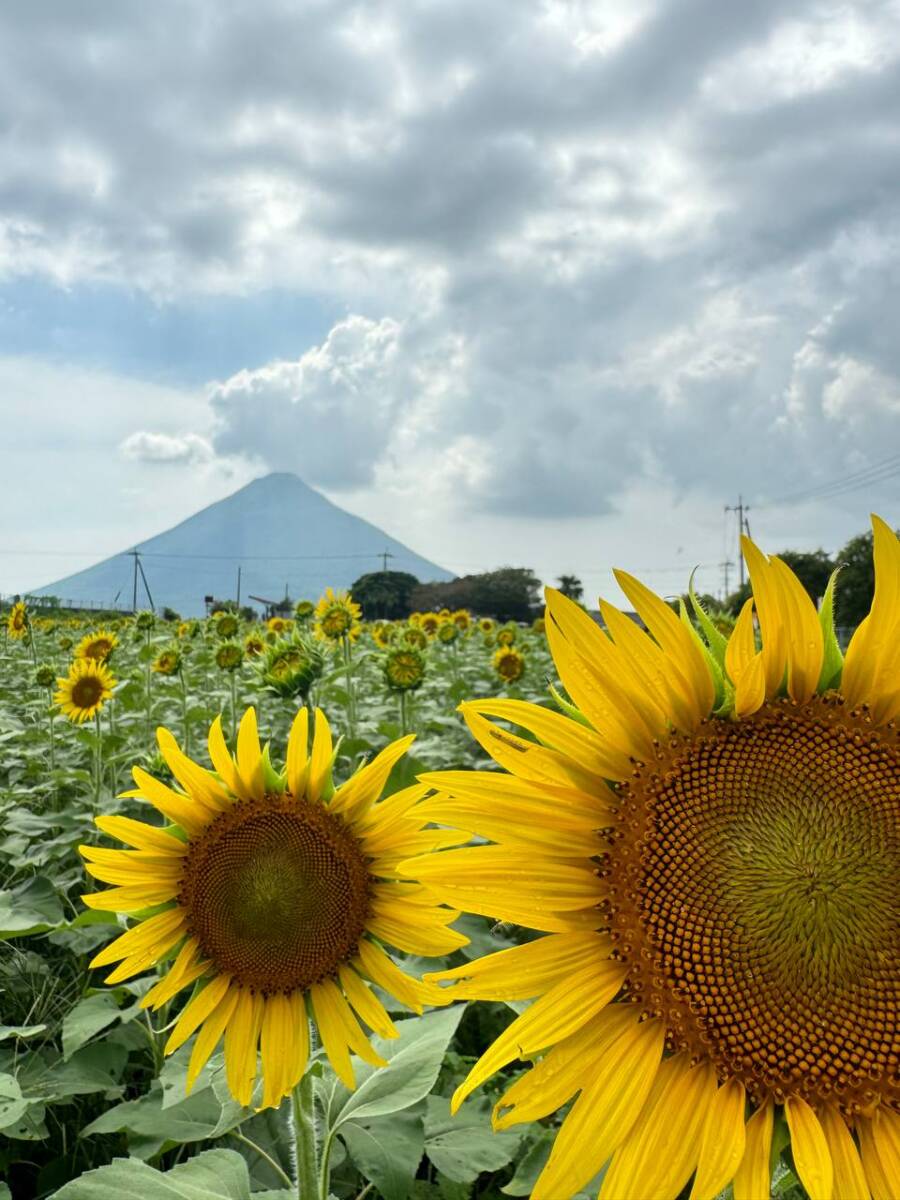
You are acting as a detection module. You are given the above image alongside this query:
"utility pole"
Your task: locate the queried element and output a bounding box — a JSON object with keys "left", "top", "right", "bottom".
{"left": 136, "top": 555, "right": 155, "bottom": 611}
{"left": 380, "top": 549, "right": 393, "bottom": 573}
{"left": 719, "top": 559, "right": 734, "bottom": 601}
{"left": 236, "top": 566, "right": 242, "bottom": 608}
{"left": 130, "top": 549, "right": 139, "bottom": 612}
{"left": 724, "top": 497, "right": 751, "bottom": 588}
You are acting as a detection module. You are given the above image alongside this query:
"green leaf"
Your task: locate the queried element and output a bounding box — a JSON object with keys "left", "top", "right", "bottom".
{"left": 81, "top": 1080, "right": 246, "bottom": 1156}
{"left": 424, "top": 1095, "right": 523, "bottom": 1184}
{"left": 0, "top": 1023, "right": 47, "bottom": 1041}
{"left": 340, "top": 1111, "right": 424, "bottom": 1200}
{"left": 330, "top": 1006, "right": 465, "bottom": 1129}
{"left": 817, "top": 568, "right": 844, "bottom": 691}
{"left": 501, "top": 1129, "right": 555, "bottom": 1195}
{"left": 62, "top": 993, "right": 122, "bottom": 1060}
{"left": 49, "top": 1148, "right": 252, "bottom": 1199}
{"left": 0, "top": 875, "right": 65, "bottom": 937}
{"left": 0, "top": 1073, "right": 29, "bottom": 1132}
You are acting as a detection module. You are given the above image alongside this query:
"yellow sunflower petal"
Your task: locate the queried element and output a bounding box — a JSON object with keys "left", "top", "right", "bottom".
{"left": 286, "top": 707, "right": 310, "bottom": 797}
{"left": 452, "top": 960, "right": 627, "bottom": 1113}
{"left": 598, "top": 1056, "right": 717, "bottom": 1200}
{"left": 94, "top": 815, "right": 188, "bottom": 854}
{"left": 128, "top": 766, "right": 209, "bottom": 837}
{"left": 531, "top": 1016, "right": 665, "bottom": 1200}
{"left": 338, "top": 963, "right": 398, "bottom": 1040}
{"left": 770, "top": 556, "right": 824, "bottom": 703}
{"left": 81, "top": 882, "right": 181, "bottom": 911}
{"left": 818, "top": 1104, "right": 870, "bottom": 1200}
{"left": 843, "top": 515, "right": 900, "bottom": 722}
{"left": 427, "top": 932, "right": 612, "bottom": 1001}
{"left": 689, "top": 1078, "right": 747, "bottom": 1200}
{"left": 462, "top": 698, "right": 631, "bottom": 784}
{"left": 89, "top": 907, "right": 186, "bottom": 969}
{"left": 166, "top": 972, "right": 233, "bottom": 1055}
{"left": 235, "top": 708, "right": 264, "bottom": 799}
{"left": 785, "top": 1095, "right": 833, "bottom": 1200}
{"left": 284, "top": 991, "right": 310, "bottom": 1094}
{"left": 207, "top": 714, "right": 249, "bottom": 800}
{"left": 355, "top": 940, "right": 435, "bottom": 1014}
{"left": 865, "top": 1108, "right": 900, "bottom": 1200}
{"left": 611, "top": 571, "right": 715, "bottom": 724}
{"left": 308, "top": 708, "right": 334, "bottom": 803}
{"left": 459, "top": 704, "right": 604, "bottom": 791}
{"left": 740, "top": 537, "right": 788, "bottom": 698}
{"left": 186, "top": 984, "right": 240, "bottom": 1093}
{"left": 156, "top": 728, "right": 232, "bottom": 814}
{"left": 260, "top": 991, "right": 292, "bottom": 1109}
{"left": 329, "top": 734, "right": 416, "bottom": 821}
{"left": 141, "top": 937, "right": 209, "bottom": 1010}
{"left": 733, "top": 1100, "right": 774, "bottom": 1200}
{"left": 225, "top": 987, "right": 264, "bottom": 1107}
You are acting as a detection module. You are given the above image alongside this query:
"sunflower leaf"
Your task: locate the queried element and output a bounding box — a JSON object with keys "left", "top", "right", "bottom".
{"left": 817, "top": 568, "right": 844, "bottom": 691}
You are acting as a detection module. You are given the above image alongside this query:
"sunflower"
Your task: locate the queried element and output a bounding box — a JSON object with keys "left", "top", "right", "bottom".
{"left": 371, "top": 622, "right": 394, "bottom": 649}
{"left": 244, "top": 632, "right": 266, "bottom": 658}
{"left": 215, "top": 641, "right": 243, "bottom": 672}
{"left": 403, "top": 626, "right": 428, "bottom": 650}
{"left": 403, "top": 516, "right": 900, "bottom": 1200}
{"left": 267, "top": 615, "right": 293, "bottom": 636}
{"left": 314, "top": 589, "right": 362, "bottom": 643}
{"left": 256, "top": 633, "right": 325, "bottom": 699}
{"left": 420, "top": 613, "right": 441, "bottom": 638}
{"left": 383, "top": 647, "right": 427, "bottom": 692}
{"left": 437, "top": 620, "right": 459, "bottom": 645}
{"left": 478, "top": 617, "right": 495, "bottom": 634}
{"left": 55, "top": 658, "right": 116, "bottom": 724}
{"left": 75, "top": 628, "right": 119, "bottom": 662}
{"left": 79, "top": 708, "right": 466, "bottom": 1108}
{"left": 453, "top": 610, "right": 473, "bottom": 632}
{"left": 496, "top": 625, "right": 516, "bottom": 646}
{"left": 152, "top": 646, "right": 182, "bottom": 676}
{"left": 214, "top": 612, "right": 241, "bottom": 639}
{"left": 532, "top": 616, "right": 546, "bottom": 634}
{"left": 7, "top": 600, "right": 28, "bottom": 640}
{"left": 492, "top": 645, "right": 525, "bottom": 683}
{"left": 294, "top": 599, "right": 315, "bottom": 622}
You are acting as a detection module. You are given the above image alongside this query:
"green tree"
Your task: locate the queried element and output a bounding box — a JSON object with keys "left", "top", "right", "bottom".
{"left": 557, "top": 574, "right": 584, "bottom": 602}
{"left": 777, "top": 549, "right": 834, "bottom": 605}
{"left": 350, "top": 570, "right": 420, "bottom": 619}
{"left": 411, "top": 567, "right": 542, "bottom": 622}
{"left": 834, "top": 530, "right": 875, "bottom": 629}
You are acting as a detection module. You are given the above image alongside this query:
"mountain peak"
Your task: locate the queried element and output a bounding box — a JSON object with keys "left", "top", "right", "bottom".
{"left": 33, "top": 475, "right": 451, "bottom": 615}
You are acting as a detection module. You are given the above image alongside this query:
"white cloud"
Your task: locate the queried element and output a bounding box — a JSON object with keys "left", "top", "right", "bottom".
{"left": 120, "top": 430, "right": 214, "bottom": 464}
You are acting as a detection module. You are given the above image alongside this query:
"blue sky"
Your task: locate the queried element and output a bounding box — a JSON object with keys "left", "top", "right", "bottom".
{"left": 0, "top": 279, "right": 336, "bottom": 385}
{"left": 2, "top": 0, "right": 899, "bottom": 605}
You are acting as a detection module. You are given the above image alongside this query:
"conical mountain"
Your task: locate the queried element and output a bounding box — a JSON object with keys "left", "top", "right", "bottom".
{"left": 32, "top": 473, "right": 452, "bottom": 616}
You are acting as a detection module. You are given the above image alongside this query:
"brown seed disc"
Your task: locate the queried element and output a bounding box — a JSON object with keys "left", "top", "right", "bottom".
{"left": 179, "top": 794, "right": 371, "bottom": 993}
{"left": 607, "top": 695, "right": 900, "bottom": 1111}
{"left": 71, "top": 676, "right": 104, "bottom": 708}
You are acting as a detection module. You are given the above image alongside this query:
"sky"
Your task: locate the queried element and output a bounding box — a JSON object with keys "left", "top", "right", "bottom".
{"left": 2, "top": 0, "right": 899, "bottom": 607}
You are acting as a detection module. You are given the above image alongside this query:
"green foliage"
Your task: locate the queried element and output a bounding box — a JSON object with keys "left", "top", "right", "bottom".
{"left": 413, "top": 568, "right": 542, "bottom": 621}
{"left": 834, "top": 528, "right": 876, "bottom": 628}
{"left": 351, "top": 570, "right": 421, "bottom": 619}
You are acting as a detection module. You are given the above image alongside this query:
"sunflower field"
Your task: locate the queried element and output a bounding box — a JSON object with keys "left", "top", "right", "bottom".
{"left": 0, "top": 526, "right": 898, "bottom": 1200}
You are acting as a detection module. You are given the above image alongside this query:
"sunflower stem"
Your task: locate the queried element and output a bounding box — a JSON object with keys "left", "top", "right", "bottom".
{"left": 93, "top": 709, "right": 103, "bottom": 805}
{"left": 144, "top": 629, "right": 152, "bottom": 740}
{"left": 399, "top": 689, "right": 408, "bottom": 735}
{"left": 342, "top": 636, "right": 356, "bottom": 739}
{"left": 46, "top": 688, "right": 56, "bottom": 802}
{"left": 179, "top": 667, "right": 189, "bottom": 755}
{"left": 291, "top": 1071, "right": 318, "bottom": 1200}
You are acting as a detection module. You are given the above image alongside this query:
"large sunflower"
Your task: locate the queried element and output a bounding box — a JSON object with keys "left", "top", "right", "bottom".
{"left": 74, "top": 628, "right": 119, "bottom": 662}
{"left": 80, "top": 708, "right": 465, "bottom": 1109}
{"left": 403, "top": 515, "right": 900, "bottom": 1200}
{"left": 7, "top": 600, "right": 28, "bottom": 640}
{"left": 55, "top": 658, "right": 116, "bottom": 723}
{"left": 314, "top": 588, "right": 362, "bottom": 642}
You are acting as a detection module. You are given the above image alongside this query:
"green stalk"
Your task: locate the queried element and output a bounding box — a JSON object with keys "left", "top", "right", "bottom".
{"left": 93, "top": 709, "right": 103, "bottom": 806}
{"left": 179, "top": 666, "right": 189, "bottom": 754}
{"left": 342, "top": 636, "right": 356, "bottom": 739}
{"left": 399, "top": 689, "right": 408, "bottom": 735}
{"left": 144, "top": 629, "right": 152, "bottom": 739}
{"left": 291, "top": 1072, "right": 318, "bottom": 1200}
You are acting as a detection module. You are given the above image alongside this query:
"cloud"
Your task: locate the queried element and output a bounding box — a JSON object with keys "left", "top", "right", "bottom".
{"left": 3, "top": 0, "right": 900, "bottom": 537}
{"left": 120, "top": 430, "right": 214, "bottom": 464}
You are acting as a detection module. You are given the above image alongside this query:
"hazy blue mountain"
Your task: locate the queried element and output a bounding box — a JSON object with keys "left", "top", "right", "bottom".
{"left": 31, "top": 473, "right": 452, "bottom": 616}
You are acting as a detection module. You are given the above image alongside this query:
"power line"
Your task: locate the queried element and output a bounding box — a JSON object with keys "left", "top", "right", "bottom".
{"left": 761, "top": 453, "right": 900, "bottom": 508}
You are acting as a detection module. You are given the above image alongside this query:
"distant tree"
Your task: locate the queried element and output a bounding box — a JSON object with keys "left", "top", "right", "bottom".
{"left": 411, "top": 567, "right": 542, "bottom": 622}
{"left": 350, "top": 571, "right": 420, "bottom": 619}
{"left": 557, "top": 574, "right": 584, "bottom": 603}
{"left": 161, "top": 606, "right": 181, "bottom": 622}
{"left": 834, "top": 530, "right": 875, "bottom": 629}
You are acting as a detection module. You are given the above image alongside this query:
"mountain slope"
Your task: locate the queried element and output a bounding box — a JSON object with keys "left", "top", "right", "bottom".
{"left": 31, "top": 473, "right": 452, "bottom": 616}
